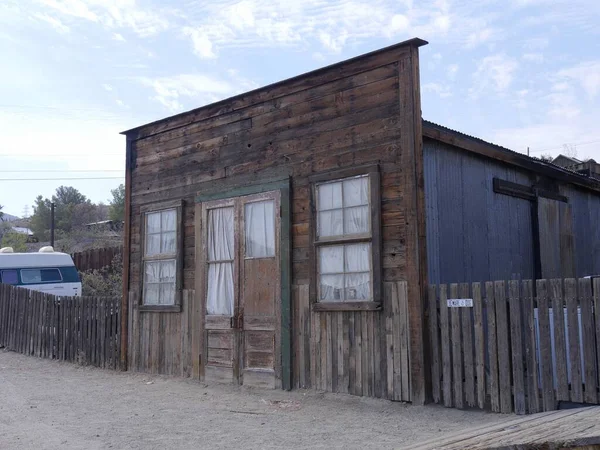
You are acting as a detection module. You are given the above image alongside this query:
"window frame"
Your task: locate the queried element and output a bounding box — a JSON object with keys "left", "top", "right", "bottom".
{"left": 20, "top": 267, "right": 63, "bottom": 284}
{"left": 138, "top": 199, "right": 184, "bottom": 312}
{"left": 309, "top": 165, "right": 382, "bottom": 312}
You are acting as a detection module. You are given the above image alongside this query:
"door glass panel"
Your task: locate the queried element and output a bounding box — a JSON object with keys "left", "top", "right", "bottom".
{"left": 244, "top": 200, "right": 275, "bottom": 258}
{"left": 207, "top": 207, "right": 235, "bottom": 316}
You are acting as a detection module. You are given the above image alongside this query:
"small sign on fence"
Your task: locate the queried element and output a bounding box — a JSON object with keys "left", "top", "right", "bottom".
{"left": 447, "top": 298, "right": 473, "bottom": 308}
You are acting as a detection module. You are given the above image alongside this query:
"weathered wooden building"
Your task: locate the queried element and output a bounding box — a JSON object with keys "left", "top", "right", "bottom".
{"left": 120, "top": 37, "right": 600, "bottom": 404}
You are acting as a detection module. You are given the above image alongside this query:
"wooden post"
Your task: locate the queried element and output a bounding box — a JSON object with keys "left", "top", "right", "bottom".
{"left": 120, "top": 136, "right": 133, "bottom": 370}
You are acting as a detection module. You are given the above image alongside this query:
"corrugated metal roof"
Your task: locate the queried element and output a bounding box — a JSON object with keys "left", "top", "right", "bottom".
{"left": 422, "top": 120, "right": 597, "bottom": 183}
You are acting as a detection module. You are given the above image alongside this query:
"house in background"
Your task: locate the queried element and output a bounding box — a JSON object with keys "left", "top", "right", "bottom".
{"left": 10, "top": 226, "right": 37, "bottom": 243}
{"left": 119, "top": 37, "right": 600, "bottom": 404}
{"left": 551, "top": 154, "right": 600, "bottom": 180}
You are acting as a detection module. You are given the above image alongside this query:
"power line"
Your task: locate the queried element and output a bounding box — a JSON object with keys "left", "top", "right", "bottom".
{"left": 528, "top": 139, "right": 600, "bottom": 154}
{"left": 0, "top": 177, "right": 125, "bottom": 181}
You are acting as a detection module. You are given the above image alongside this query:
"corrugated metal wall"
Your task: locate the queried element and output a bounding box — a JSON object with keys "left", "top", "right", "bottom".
{"left": 559, "top": 184, "right": 600, "bottom": 277}
{"left": 424, "top": 138, "right": 600, "bottom": 284}
{"left": 424, "top": 139, "right": 535, "bottom": 285}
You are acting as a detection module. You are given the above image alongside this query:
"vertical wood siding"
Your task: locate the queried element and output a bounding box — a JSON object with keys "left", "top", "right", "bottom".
{"left": 125, "top": 43, "right": 421, "bottom": 400}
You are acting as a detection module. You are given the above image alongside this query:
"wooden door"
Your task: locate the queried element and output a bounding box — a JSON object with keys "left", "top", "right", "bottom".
{"left": 239, "top": 192, "right": 281, "bottom": 389}
{"left": 199, "top": 191, "right": 281, "bottom": 388}
{"left": 201, "top": 198, "right": 239, "bottom": 383}
{"left": 537, "top": 198, "right": 575, "bottom": 279}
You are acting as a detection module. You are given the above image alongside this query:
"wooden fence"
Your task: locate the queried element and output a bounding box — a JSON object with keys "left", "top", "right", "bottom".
{"left": 71, "top": 246, "right": 122, "bottom": 272}
{"left": 0, "top": 284, "right": 120, "bottom": 369}
{"left": 429, "top": 278, "right": 600, "bottom": 415}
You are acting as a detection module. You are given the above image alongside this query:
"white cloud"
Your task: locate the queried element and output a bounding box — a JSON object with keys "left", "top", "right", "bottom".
{"left": 183, "top": 27, "right": 217, "bottom": 59}
{"left": 447, "top": 63, "right": 459, "bottom": 79}
{"left": 38, "top": 0, "right": 170, "bottom": 37}
{"left": 33, "top": 12, "right": 70, "bottom": 34}
{"left": 319, "top": 30, "right": 348, "bottom": 54}
{"left": 522, "top": 53, "right": 544, "bottom": 63}
{"left": 422, "top": 82, "right": 452, "bottom": 98}
{"left": 523, "top": 37, "right": 549, "bottom": 51}
{"left": 102, "top": 83, "right": 113, "bottom": 91}
{"left": 558, "top": 61, "right": 600, "bottom": 97}
{"left": 471, "top": 54, "right": 518, "bottom": 97}
{"left": 466, "top": 28, "right": 495, "bottom": 48}
{"left": 112, "top": 32, "right": 125, "bottom": 41}
{"left": 138, "top": 74, "right": 236, "bottom": 112}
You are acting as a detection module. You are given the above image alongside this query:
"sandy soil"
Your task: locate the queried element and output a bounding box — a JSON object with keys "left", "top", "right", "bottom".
{"left": 0, "top": 349, "right": 512, "bottom": 449}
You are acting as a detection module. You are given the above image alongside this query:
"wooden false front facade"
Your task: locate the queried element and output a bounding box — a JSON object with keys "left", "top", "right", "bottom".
{"left": 122, "top": 38, "right": 429, "bottom": 403}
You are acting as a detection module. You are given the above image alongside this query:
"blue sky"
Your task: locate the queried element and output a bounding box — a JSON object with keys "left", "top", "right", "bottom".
{"left": 1, "top": 0, "right": 599, "bottom": 217}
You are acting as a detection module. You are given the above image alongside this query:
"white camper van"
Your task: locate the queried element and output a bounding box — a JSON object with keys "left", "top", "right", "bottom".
{"left": 0, "top": 246, "right": 82, "bottom": 297}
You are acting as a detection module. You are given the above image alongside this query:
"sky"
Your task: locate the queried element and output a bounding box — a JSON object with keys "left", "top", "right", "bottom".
{"left": 1, "top": 0, "right": 599, "bottom": 217}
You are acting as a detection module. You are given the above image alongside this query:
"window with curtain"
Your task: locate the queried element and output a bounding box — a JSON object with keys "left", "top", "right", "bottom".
{"left": 206, "top": 206, "right": 235, "bottom": 315}
{"left": 245, "top": 200, "right": 275, "bottom": 258}
{"left": 143, "top": 208, "right": 178, "bottom": 306}
{"left": 315, "top": 174, "right": 374, "bottom": 303}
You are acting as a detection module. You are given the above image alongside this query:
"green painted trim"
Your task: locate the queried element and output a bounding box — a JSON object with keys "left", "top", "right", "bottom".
{"left": 195, "top": 177, "right": 290, "bottom": 203}
{"left": 279, "top": 185, "right": 292, "bottom": 391}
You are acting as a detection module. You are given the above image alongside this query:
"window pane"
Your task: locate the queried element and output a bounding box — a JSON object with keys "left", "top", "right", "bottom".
{"left": 318, "top": 209, "right": 343, "bottom": 237}
{"left": 207, "top": 262, "right": 234, "bottom": 315}
{"left": 1, "top": 270, "right": 18, "bottom": 285}
{"left": 317, "top": 181, "right": 342, "bottom": 211}
{"left": 345, "top": 273, "right": 370, "bottom": 300}
{"left": 343, "top": 176, "right": 369, "bottom": 207}
{"left": 147, "top": 212, "right": 161, "bottom": 234}
{"left": 162, "top": 209, "right": 177, "bottom": 232}
{"left": 145, "top": 261, "right": 160, "bottom": 283}
{"left": 144, "top": 284, "right": 160, "bottom": 305}
{"left": 343, "top": 206, "right": 369, "bottom": 235}
{"left": 319, "top": 274, "right": 345, "bottom": 302}
{"left": 159, "top": 260, "right": 176, "bottom": 283}
{"left": 245, "top": 200, "right": 275, "bottom": 258}
{"left": 40, "top": 268, "right": 62, "bottom": 282}
{"left": 208, "top": 207, "right": 234, "bottom": 261}
{"left": 159, "top": 283, "right": 176, "bottom": 305}
{"left": 161, "top": 231, "right": 177, "bottom": 254}
{"left": 345, "top": 243, "right": 371, "bottom": 272}
{"left": 319, "top": 245, "right": 343, "bottom": 274}
{"left": 21, "top": 269, "right": 42, "bottom": 284}
{"left": 146, "top": 234, "right": 160, "bottom": 256}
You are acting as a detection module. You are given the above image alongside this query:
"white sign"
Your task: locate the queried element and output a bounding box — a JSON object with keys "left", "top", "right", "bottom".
{"left": 447, "top": 298, "right": 473, "bottom": 308}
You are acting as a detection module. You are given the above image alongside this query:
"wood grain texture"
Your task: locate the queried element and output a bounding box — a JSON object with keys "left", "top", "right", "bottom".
{"left": 472, "top": 282, "right": 485, "bottom": 410}
{"left": 508, "top": 280, "right": 526, "bottom": 414}
{"left": 579, "top": 278, "right": 597, "bottom": 404}
{"left": 550, "top": 279, "right": 569, "bottom": 402}
{"left": 565, "top": 278, "right": 583, "bottom": 403}
{"left": 449, "top": 284, "right": 463, "bottom": 409}
{"left": 537, "top": 279, "right": 556, "bottom": 411}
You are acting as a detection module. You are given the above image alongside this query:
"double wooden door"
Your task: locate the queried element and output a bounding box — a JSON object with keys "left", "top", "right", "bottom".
{"left": 198, "top": 191, "right": 281, "bottom": 388}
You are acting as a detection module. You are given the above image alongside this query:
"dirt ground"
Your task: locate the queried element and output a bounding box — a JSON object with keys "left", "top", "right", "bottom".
{"left": 0, "top": 350, "right": 512, "bottom": 449}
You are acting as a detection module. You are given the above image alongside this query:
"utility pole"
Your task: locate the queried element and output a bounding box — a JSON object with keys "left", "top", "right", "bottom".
{"left": 50, "top": 202, "right": 55, "bottom": 248}
{"left": 527, "top": 146, "right": 530, "bottom": 157}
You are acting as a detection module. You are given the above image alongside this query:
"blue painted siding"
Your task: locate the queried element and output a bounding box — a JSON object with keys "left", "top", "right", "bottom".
{"left": 424, "top": 139, "right": 535, "bottom": 284}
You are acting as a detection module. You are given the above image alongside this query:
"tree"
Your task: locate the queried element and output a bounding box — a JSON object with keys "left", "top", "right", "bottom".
{"left": 0, "top": 204, "right": 3, "bottom": 221}
{"left": 30, "top": 186, "right": 91, "bottom": 239}
{"left": 108, "top": 184, "right": 125, "bottom": 222}
{"left": 539, "top": 153, "right": 554, "bottom": 162}
{"left": 1, "top": 232, "right": 27, "bottom": 252}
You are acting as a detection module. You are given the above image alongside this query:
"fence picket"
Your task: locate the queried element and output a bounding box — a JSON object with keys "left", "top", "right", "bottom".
{"left": 428, "top": 285, "right": 441, "bottom": 404}
{"left": 537, "top": 280, "right": 556, "bottom": 411}
{"left": 472, "top": 282, "right": 486, "bottom": 410}
{"left": 486, "top": 281, "right": 500, "bottom": 412}
{"left": 439, "top": 285, "right": 452, "bottom": 407}
{"left": 579, "top": 278, "right": 597, "bottom": 404}
{"left": 494, "top": 281, "right": 512, "bottom": 414}
{"left": 0, "top": 285, "right": 120, "bottom": 371}
{"left": 450, "top": 284, "right": 464, "bottom": 409}
{"left": 565, "top": 278, "right": 583, "bottom": 403}
{"left": 460, "top": 283, "right": 475, "bottom": 407}
{"left": 509, "top": 280, "right": 526, "bottom": 415}
{"left": 550, "top": 279, "right": 569, "bottom": 402}
{"left": 522, "top": 280, "right": 540, "bottom": 414}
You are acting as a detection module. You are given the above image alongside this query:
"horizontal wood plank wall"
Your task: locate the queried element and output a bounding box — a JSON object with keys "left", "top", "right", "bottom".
{"left": 429, "top": 278, "right": 600, "bottom": 415}
{"left": 0, "top": 285, "right": 120, "bottom": 369}
{"left": 126, "top": 44, "right": 418, "bottom": 398}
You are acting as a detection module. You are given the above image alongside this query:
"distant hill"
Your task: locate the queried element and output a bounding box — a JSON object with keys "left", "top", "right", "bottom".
{"left": 0, "top": 213, "right": 20, "bottom": 222}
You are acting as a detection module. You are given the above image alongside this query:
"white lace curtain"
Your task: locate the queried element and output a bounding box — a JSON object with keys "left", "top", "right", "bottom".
{"left": 146, "top": 209, "right": 177, "bottom": 256}
{"left": 245, "top": 200, "right": 275, "bottom": 258}
{"left": 319, "top": 243, "right": 371, "bottom": 302}
{"left": 317, "top": 176, "right": 369, "bottom": 238}
{"left": 206, "top": 207, "right": 234, "bottom": 315}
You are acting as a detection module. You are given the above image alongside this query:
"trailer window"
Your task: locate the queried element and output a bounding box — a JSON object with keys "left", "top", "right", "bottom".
{"left": 21, "top": 268, "right": 62, "bottom": 284}
{"left": 1, "top": 269, "right": 18, "bottom": 285}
